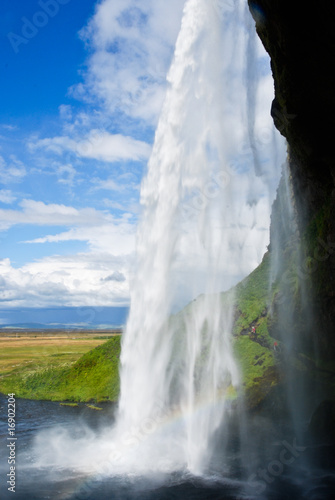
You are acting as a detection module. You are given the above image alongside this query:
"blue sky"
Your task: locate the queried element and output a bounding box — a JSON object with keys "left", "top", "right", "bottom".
{"left": 0, "top": 0, "right": 185, "bottom": 311}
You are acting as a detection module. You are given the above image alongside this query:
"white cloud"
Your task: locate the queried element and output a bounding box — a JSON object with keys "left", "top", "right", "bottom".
{"left": 25, "top": 221, "right": 136, "bottom": 255}
{"left": 91, "top": 174, "right": 140, "bottom": 193}
{"left": 102, "top": 198, "right": 140, "bottom": 215}
{"left": 73, "top": 0, "right": 185, "bottom": 125}
{"left": 0, "top": 190, "right": 16, "bottom": 204}
{"left": 28, "top": 136, "right": 75, "bottom": 156}
{"left": 76, "top": 131, "right": 151, "bottom": 162}
{"left": 0, "top": 155, "right": 26, "bottom": 184}
{"left": 0, "top": 254, "right": 131, "bottom": 308}
{"left": 59, "top": 104, "right": 73, "bottom": 122}
{"left": 93, "top": 178, "right": 121, "bottom": 191}
{"left": 29, "top": 131, "right": 151, "bottom": 163}
{"left": 1, "top": 124, "right": 18, "bottom": 131}
{"left": 0, "top": 200, "right": 110, "bottom": 231}
{"left": 56, "top": 164, "right": 77, "bottom": 186}
{"left": 0, "top": 203, "right": 136, "bottom": 308}
{"left": 102, "top": 271, "right": 126, "bottom": 282}
{"left": 0, "top": 199, "right": 136, "bottom": 255}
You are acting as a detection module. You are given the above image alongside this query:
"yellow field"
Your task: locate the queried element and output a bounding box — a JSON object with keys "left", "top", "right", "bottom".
{"left": 0, "top": 330, "right": 120, "bottom": 375}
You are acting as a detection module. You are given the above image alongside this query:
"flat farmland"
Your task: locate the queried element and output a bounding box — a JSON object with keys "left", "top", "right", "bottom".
{"left": 0, "top": 330, "right": 121, "bottom": 376}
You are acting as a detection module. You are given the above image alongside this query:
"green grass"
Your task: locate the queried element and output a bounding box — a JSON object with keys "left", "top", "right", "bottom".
{"left": 0, "top": 336, "right": 122, "bottom": 403}
{"left": 233, "top": 335, "right": 278, "bottom": 408}
{"left": 233, "top": 252, "right": 272, "bottom": 332}
{"left": 225, "top": 253, "right": 279, "bottom": 408}
{"left": 230, "top": 252, "right": 277, "bottom": 352}
{"left": 234, "top": 336, "right": 274, "bottom": 386}
{"left": 0, "top": 338, "right": 106, "bottom": 376}
{"left": 86, "top": 404, "right": 103, "bottom": 411}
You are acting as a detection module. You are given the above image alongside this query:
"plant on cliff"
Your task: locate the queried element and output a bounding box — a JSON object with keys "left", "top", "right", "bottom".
{"left": 231, "top": 252, "right": 280, "bottom": 409}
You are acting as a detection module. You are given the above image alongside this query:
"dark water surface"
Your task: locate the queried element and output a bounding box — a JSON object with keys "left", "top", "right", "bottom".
{"left": 1, "top": 394, "right": 335, "bottom": 500}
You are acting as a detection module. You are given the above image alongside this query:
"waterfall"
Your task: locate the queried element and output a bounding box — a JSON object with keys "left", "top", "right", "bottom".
{"left": 113, "top": 0, "right": 285, "bottom": 475}
{"left": 17, "top": 3, "right": 334, "bottom": 498}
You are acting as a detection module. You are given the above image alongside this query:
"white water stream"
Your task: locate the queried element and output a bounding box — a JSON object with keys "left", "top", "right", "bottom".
{"left": 113, "top": 0, "right": 285, "bottom": 475}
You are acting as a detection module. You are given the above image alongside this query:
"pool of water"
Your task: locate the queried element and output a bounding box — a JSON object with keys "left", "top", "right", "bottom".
{"left": 1, "top": 394, "right": 335, "bottom": 500}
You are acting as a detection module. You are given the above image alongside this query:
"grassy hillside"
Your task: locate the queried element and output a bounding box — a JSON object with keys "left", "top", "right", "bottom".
{"left": 0, "top": 336, "right": 121, "bottom": 403}
{"left": 230, "top": 253, "right": 280, "bottom": 408}
{"left": 0, "top": 335, "right": 109, "bottom": 375}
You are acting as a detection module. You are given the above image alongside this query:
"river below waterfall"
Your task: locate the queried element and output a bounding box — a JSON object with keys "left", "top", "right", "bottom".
{"left": 1, "top": 394, "right": 335, "bottom": 500}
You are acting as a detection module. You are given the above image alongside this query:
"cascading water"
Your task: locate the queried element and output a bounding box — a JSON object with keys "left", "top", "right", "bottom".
{"left": 113, "top": 0, "right": 285, "bottom": 475}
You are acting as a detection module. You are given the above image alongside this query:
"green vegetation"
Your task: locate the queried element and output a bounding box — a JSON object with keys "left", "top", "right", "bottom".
{"left": 0, "top": 336, "right": 110, "bottom": 375}
{"left": 234, "top": 336, "right": 274, "bottom": 387}
{"left": 234, "top": 252, "right": 272, "bottom": 333}
{"left": 86, "top": 404, "right": 103, "bottom": 411}
{"left": 0, "top": 336, "right": 121, "bottom": 403}
{"left": 233, "top": 336, "right": 278, "bottom": 408}
{"left": 230, "top": 252, "right": 280, "bottom": 408}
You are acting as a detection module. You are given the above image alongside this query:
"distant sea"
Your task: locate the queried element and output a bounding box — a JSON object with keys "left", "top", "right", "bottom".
{"left": 0, "top": 306, "right": 129, "bottom": 330}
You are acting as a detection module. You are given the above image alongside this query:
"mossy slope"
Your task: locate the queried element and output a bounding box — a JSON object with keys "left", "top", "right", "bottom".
{"left": 231, "top": 252, "right": 280, "bottom": 409}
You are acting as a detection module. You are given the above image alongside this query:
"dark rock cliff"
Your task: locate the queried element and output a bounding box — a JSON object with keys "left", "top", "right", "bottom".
{"left": 248, "top": 1, "right": 335, "bottom": 358}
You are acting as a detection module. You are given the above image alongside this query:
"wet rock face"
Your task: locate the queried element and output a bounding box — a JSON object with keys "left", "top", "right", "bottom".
{"left": 308, "top": 400, "right": 335, "bottom": 443}
{"left": 248, "top": 1, "right": 335, "bottom": 356}
{"left": 248, "top": 1, "right": 335, "bottom": 186}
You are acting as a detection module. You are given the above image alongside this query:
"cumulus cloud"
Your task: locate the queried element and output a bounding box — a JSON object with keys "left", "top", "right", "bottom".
{"left": 59, "top": 104, "right": 73, "bottom": 122}
{"left": 1, "top": 124, "right": 18, "bottom": 131}
{"left": 56, "top": 164, "right": 77, "bottom": 186}
{"left": 92, "top": 178, "right": 122, "bottom": 191}
{"left": 0, "top": 254, "right": 131, "bottom": 308}
{"left": 29, "top": 131, "right": 151, "bottom": 163}
{"left": 0, "top": 200, "right": 110, "bottom": 231}
{"left": 0, "top": 198, "right": 136, "bottom": 256}
{"left": 90, "top": 174, "right": 140, "bottom": 194}
{"left": 76, "top": 131, "right": 152, "bottom": 162}
{"left": 0, "top": 155, "right": 26, "bottom": 184}
{"left": 25, "top": 222, "right": 136, "bottom": 255}
{"left": 73, "top": 0, "right": 185, "bottom": 125}
{"left": 0, "top": 190, "right": 16, "bottom": 204}
{"left": 102, "top": 271, "right": 126, "bottom": 282}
